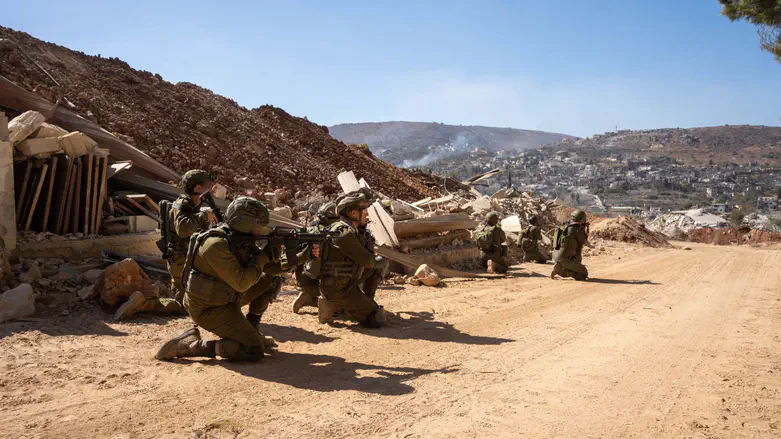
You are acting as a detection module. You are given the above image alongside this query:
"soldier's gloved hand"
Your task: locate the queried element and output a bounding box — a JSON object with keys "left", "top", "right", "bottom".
{"left": 311, "top": 244, "right": 321, "bottom": 259}
{"left": 262, "top": 245, "right": 281, "bottom": 264}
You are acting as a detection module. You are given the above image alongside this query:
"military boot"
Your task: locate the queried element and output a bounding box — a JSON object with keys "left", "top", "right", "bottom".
{"left": 550, "top": 263, "right": 561, "bottom": 279}
{"left": 155, "top": 327, "right": 215, "bottom": 361}
{"left": 318, "top": 296, "right": 337, "bottom": 324}
{"left": 246, "top": 313, "right": 278, "bottom": 352}
{"left": 114, "top": 291, "right": 148, "bottom": 321}
{"left": 292, "top": 291, "right": 317, "bottom": 314}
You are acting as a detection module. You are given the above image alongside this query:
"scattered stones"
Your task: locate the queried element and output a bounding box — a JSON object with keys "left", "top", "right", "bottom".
{"left": 48, "top": 272, "right": 72, "bottom": 282}
{"left": 0, "top": 283, "right": 36, "bottom": 323}
{"left": 80, "top": 269, "right": 104, "bottom": 284}
{"left": 78, "top": 285, "right": 97, "bottom": 301}
{"left": 273, "top": 206, "right": 293, "bottom": 220}
{"left": 19, "top": 263, "right": 42, "bottom": 284}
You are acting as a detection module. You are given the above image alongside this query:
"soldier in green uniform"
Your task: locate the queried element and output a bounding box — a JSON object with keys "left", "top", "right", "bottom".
{"left": 292, "top": 202, "right": 339, "bottom": 314}
{"left": 114, "top": 170, "right": 218, "bottom": 320}
{"left": 317, "top": 188, "right": 389, "bottom": 327}
{"left": 475, "top": 212, "right": 509, "bottom": 274}
{"left": 551, "top": 209, "right": 589, "bottom": 281}
{"left": 155, "top": 197, "right": 317, "bottom": 362}
{"left": 520, "top": 216, "right": 549, "bottom": 264}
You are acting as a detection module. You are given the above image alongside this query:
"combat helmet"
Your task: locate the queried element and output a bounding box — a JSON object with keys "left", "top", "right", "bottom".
{"left": 486, "top": 211, "right": 500, "bottom": 226}
{"left": 181, "top": 169, "right": 214, "bottom": 194}
{"left": 225, "top": 196, "right": 270, "bottom": 234}
{"left": 570, "top": 209, "right": 587, "bottom": 223}
{"left": 316, "top": 201, "right": 339, "bottom": 222}
{"left": 335, "top": 188, "right": 375, "bottom": 217}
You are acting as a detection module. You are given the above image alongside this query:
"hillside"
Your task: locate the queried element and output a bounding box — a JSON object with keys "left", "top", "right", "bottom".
{"left": 329, "top": 121, "right": 575, "bottom": 167}
{"left": 0, "top": 27, "right": 435, "bottom": 200}
{"left": 551, "top": 125, "right": 781, "bottom": 165}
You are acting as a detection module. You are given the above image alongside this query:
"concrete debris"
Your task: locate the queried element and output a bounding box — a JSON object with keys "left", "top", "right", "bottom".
{"left": 18, "top": 262, "right": 42, "bottom": 284}
{"left": 16, "top": 137, "right": 63, "bottom": 157}
{"left": 77, "top": 285, "right": 97, "bottom": 300}
{"left": 8, "top": 110, "right": 45, "bottom": 145}
{"left": 58, "top": 131, "right": 97, "bottom": 158}
{"left": 414, "top": 264, "right": 441, "bottom": 286}
{"left": 0, "top": 283, "right": 36, "bottom": 323}
{"left": 96, "top": 258, "right": 156, "bottom": 306}
{"left": 33, "top": 123, "right": 68, "bottom": 139}
{"left": 48, "top": 271, "right": 72, "bottom": 282}
{"left": 591, "top": 216, "right": 671, "bottom": 248}
{"left": 79, "top": 269, "right": 104, "bottom": 284}
{"left": 273, "top": 206, "right": 293, "bottom": 220}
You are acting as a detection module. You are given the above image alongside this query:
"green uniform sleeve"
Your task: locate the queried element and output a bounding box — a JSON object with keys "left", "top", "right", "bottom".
{"left": 493, "top": 227, "right": 506, "bottom": 246}
{"left": 201, "top": 238, "right": 265, "bottom": 293}
{"left": 173, "top": 208, "right": 208, "bottom": 238}
{"left": 333, "top": 232, "right": 376, "bottom": 268}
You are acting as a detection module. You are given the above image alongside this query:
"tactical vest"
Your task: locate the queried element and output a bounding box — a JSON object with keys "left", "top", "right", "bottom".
{"left": 319, "top": 220, "right": 362, "bottom": 285}
{"left": 475, "top": 225, "right": 497, "bottom": 251}
{"left": 302, "top": 223, "right": 329, "bottom": 279}
{"left": 181, "top": 225, "right": 249, "bottom": 306}
{"left": 169, "top": 195, "right": 202, "bottom": 254}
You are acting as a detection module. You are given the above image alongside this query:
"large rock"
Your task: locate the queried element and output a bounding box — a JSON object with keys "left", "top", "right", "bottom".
{"left": 8, "top": 111, "right": 45, "bottom": 145}
{"left": 96, "top": 258, "right": 156, "bottom": 306}
{"left": 414, "top": 264, "right": 441, "bottom": 287}
{"left": 263, "top": 192, "right": 278, "bottom": 209}
{"left": 0, "top": 283, "right": 36, "bottom": 323}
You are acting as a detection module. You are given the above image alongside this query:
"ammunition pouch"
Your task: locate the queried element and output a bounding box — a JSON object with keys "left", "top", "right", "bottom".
{"left": 186, "top": 270, "right": 237, "bottom": 306}
{"left": 321, "top": 277, "right": 351, "bottom": 288}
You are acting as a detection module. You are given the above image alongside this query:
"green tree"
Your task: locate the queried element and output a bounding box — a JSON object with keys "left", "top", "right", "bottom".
{"left": 729, "top": 208, "right": 746, "bottom": 225}
{"left": 719, "top": 0, "right": 781, "bottom": 62}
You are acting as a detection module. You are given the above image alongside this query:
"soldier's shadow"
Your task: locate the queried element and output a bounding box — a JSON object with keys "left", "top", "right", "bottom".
{"left": 333, "top": 311, "right": 514, "bottom": 345}
{"left": 216, "top": 352, "right": 459, "bottom": 395}
{"left": 586, "top": 278, "right": 659, "bottom": 285}
{"left": 257, "top": 322, "right": 338, "bottom": 344}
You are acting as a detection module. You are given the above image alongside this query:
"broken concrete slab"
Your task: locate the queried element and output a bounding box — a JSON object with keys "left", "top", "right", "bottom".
{"left": 400, "top": 231, "right": 472, "bottom": 251}
{"left": 33, "top": 123, "right": 69, "bottom": 139}
{"left": 77, "top": 285, "right": 97, "bottom": 300}
{"left": 394, "top": 214, "right": 478, "bottom": 238}
{"left": 8, "top": 110, "right": 45, "bottom": 145}
{"left": 58, "top": 132, "right": 96, "bottom": 158}
{"left": 273, "top": 206, "right": 293, "bottom": 220}
{"left": 18, "top": 263, "right": 42, "bottom": 284}
{"left": 0, "top": 283, "right": 36, "bottom": 323}
{"left": 15, "top": 137, "right": 63, "bottom": 157}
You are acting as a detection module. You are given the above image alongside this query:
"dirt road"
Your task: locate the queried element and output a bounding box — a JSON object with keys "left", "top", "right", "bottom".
{"left": 2, "top": 243, "right": 780, "bottom": 438}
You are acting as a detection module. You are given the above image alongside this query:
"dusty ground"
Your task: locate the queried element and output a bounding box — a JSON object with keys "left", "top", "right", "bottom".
{"left": 1, "top": 242, "right": 780, "bottom": 438}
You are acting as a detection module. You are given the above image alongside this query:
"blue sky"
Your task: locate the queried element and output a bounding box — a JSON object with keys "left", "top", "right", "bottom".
{"left": 4, "top": 0, "right": 780, "bottom": 137}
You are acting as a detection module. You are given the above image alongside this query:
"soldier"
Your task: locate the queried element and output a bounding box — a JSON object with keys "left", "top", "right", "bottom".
{"left": 114, "top": 170, "right": 218, "bottom": 320}
{"left": 551, "top": 209, "right": 589, "bottom": 281}
{"left": 317, "top": 188, "right": 389, "bottom": 327}
{"left": 292, "top": 202, "right": 339, "bottom": 314}
{"left": 520, "top": 216, "right": 549, "bottom": 264}
{"left": 475, "top": 212, "right": 509, "bottom": 274}
{"left": 155, "top": 197, "right": 317, "bottom": 362}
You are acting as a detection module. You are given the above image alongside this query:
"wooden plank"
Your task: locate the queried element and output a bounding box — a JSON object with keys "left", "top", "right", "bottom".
{"left": 370, "top": 201, "right": 400, "bottom": 247}
{"left": 15, "top": 161, "right": 32, "bottom": 222}
{"left": 71, "top": 158, "right": 82, "bottom": 234}
{"left": 105, "top": 160, "right": 133, "bottom": 179}
{"left": 0, "top": 75, "right": 180, "bottom": 182}
{"left": 93, "top": 156, "right": 109, "bottom": 234}
{"left": 62, "top": 160, "right": 79, "bottom": 234}
{"left": 123, "top": 196, "right": 160, "bottom": 222}
{"left": 375, "top": 247, "right": 500, "bottom": 279}
{"left": 394, "top": 214, "right": 478, "bottom": 238}
{"left": 53, "top": 156, "right": 73, "bottom": 233}
{"left": 89, "top": 155, "right": 101, "bottom": 234}
{"left": 19, "top": 164, "right": 44, "bottom": 228}
{"left": 337, "top": 171, "right": 399, "bottom": 248}
{"left": 82, "top": 154, "right": 94, "bottom": 234}
{"left": 38, "top": 156, "right": 58, "bottom": 232}
{"left": 127, "top": 194, "right": 159, "bottom": 214}
{"left": 337, "top": 171, "right": 361, "bottom": 193}
{"left": 112, "top": 200, "right": 136, "bottom": 216}
{"left": 24, "top": 163, "right": 48, "bottom": 231}
{"left": 107, "top": 197, "right": 115, "bottom": 215}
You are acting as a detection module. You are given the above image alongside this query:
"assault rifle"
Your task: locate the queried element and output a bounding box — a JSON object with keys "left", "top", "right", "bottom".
{"left": 201, "top": 192, "right": 224, "bottom": 222}
{"left": 231, "top": 227, "right": 340, "bottom": 267}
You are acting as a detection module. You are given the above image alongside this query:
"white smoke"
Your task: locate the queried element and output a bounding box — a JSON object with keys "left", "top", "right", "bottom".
{"left": 400, "top": 133, "right": 472, "bottom": 168}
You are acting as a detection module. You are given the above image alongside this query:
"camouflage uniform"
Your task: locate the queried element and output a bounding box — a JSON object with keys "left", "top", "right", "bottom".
{"left": 292, "top": 202, "right": 339, "bottom": 313}
{"left": 114, "top": 170, "right": 212, "bottom": 320}
{"left": 477, "top": 212, "right": 509, "bottom": 273}
{"left": 317, "top": 189, "right": 388, "bottom": 328}
{"left": 156, "top": 197, "right": 300, "bottom": 362}
{"left": 552, "top": 210, "right": 589, "bottom": 281}
{"left": 520, "top": 217, "right": 549, "bottom": 264}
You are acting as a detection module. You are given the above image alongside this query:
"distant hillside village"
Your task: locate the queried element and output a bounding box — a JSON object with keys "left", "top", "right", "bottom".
{"left": 418, "top": 127, "right": 781, "bottom": 225}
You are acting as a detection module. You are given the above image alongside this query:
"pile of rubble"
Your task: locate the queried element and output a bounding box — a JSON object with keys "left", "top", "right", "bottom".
{"left": 590, "top": 216, "right": 672, "bottom": 248}
{"left": 688, "top": 227, "right": 781, "bottom": 246}
{"left": 0, "top": 26, "right": 435, "bottom": 201}
{"left": 646, "top": 208, "right": 728, "bottom": 239}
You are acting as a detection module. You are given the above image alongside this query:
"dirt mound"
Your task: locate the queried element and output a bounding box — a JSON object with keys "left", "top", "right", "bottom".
{"left": 590, "top": 216, "right": 671, "bottom": 248}
{"left": 555, "top": 207, "right": 607, "bottom": 225}
{"left": 688, "top": 227, "right": 781, "bottom": 245}
{"left": 0, "top": 26, "right": 435, "bottom": 200}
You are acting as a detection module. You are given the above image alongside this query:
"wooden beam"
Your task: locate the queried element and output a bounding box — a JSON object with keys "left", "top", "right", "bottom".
{"left": 89, "top": 155, "right": 101, "bottom": 234}
{"left": 62, "top": 160, "right": 79, "bottom": 234}
{"left": 394, "top": 214, "right": 478, "bottom": 239}
{"left": 375, "top": 247, "right": 500, "bottom": 279}
{"left": 15, "top": 161, "right": 32, "bottom": 222}
{"left": 24, "top": 163, "right": 48, "bottom": 231}
{"left": 123, "top": 196, "right": 160, "bottom": 223}
{"left": 71, "top": 158, "right": 82, "bottom": 234}
{"left": 126, "top": 194, "right": 159, "bottom": 214}
{"left": 39, "top": 156, "right": 58, "bottom": 232}
{"left": 112, "top": 200, "right": 136, "bottom": 216}
{"left": 82, "top": 154, "right": 93, "bottom": 234}
{"left": 105, "top": 160, "right": 132, "bottom": 179}
{"left": 52, "top": 156, "right": 73, "bottom": 233}
{"left": 337, "top": 171, "right": 399, "bottom": 248}
{"left": 93, "top": 156, "right": 109, "bottom": 234}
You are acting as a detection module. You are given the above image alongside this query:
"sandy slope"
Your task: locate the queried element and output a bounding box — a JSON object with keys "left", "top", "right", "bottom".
{"left": 1, "top": 243, "right": 779, "bottom": 438}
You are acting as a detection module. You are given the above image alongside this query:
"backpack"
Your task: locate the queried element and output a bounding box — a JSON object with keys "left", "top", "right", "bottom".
{"left": 156, "top": 200, "right": 172, "bottom": 258}
{"left": 552, "top": 225, "right": 569, "bottom": 251}
{"left": 474, "top": 226, "right": 494, "bottom": 251}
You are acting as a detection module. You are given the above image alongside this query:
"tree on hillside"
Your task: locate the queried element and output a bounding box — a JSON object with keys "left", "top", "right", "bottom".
{"left": 719, "top": 0, "right": 781, "bottom": 62}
